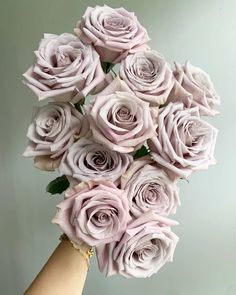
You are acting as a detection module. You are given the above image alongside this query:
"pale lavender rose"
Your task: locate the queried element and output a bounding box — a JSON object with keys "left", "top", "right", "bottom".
{"left": 121, "top": 157, "right": 180, "bottom": 217}
{"left": 23, "top": 102, "right": 88, "bottom": 170}
{"left": 119, "top": 50, "right": 174, "bottom": 105}
{"left": 96, "top": 211, "right": 179, "bottom": 278}
{"left": 23, "top": 33, "right": 108, "bottom": 103}
{"left": 74, "top": 5, "right": 150, "bottom": 64}
{"left": 167, "top": 62, "right": 220, "bottom": 116}
{"left": 148, "top": 102, "right": 218, "bottom": 179}
{"left": 52, "top": 180, "right": 131, "bottom": 247}
{"left": 59, "top": 137, "right": 133, "bottom": 183}
{"left": 85, "top": 78, "right": 158, "bottom": 153}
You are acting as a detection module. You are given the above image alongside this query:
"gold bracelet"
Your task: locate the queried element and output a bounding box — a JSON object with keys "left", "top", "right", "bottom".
{"left": 59, "top": 234, "right": 94, "bottom": 268}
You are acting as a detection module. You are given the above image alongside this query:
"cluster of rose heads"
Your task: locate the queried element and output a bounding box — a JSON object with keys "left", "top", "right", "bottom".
{"left": 23, "top": 5, "right": 220, "bottom": 279}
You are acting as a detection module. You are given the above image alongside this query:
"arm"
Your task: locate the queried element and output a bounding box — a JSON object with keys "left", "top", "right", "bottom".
{"left": 24, "top": 237, "right": 91, "bottom": 295}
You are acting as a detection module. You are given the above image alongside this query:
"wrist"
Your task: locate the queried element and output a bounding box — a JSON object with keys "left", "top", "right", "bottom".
{"left": 59, "top": 234, "right": 94, "bottom": 268}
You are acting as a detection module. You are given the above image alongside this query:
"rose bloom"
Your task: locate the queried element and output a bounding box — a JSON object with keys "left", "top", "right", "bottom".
{"left": 74, "top": 5, "right": 150, "bottom": 64}
{"left": 148, "top": 102, "right": 218, "bottom": 179}
{"left": 167, "top": 62, "right": 220, "bottom": 116}
{"left": 96, "top": 211, "right": 179, "bottom": 278}
{"left": 121, "top": 157, "right": 180, "bottom": 217}
{"left": 59, "top": 137, "right": 133, "bottom": 183}
{"left": 85, "top": 77, "right": 158, "bottom": 153}
{"left": 23, "top": 102, "right": 88, "bottom": 171}
{"left": 119, "top": 50, "right": 174, "bottom": 105}
{"left": 23, "top": 33, "right": 108, "bottom": 103}
{"left": 52, "top": 180, "right": 131, "bottom": 247}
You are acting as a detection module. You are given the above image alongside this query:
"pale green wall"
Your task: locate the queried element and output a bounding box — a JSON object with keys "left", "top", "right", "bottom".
{"left": 0, "top": 0, "right": 235, "bottom": 294}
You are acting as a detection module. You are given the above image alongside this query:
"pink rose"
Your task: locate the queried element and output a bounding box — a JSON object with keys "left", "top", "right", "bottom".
{"left": 74, "top": 5, "right": 150, "bottom": 64}
{"left": 52, "top": 180, "right": 131, "bottom": 246}
{"left": 23, "top": 102, "right": 88, "bottom": 169}
{"left": 148, "top": 102, "right": 218, "bottom": 179}
{"left": 59, "top": 137, "right": 133, "bottom": 183}
{"left": 96, "top": 211, "right": 179, "bottom": 278}
{"left": 23, "top": 33, "right": 107, "bottom": 103}
{"left": 167, "top": 62, "right": 220, "bottom": 116}
{"left": 121, "top": 157, "right": 180, "bottom": 217}
{"left": 119, "top": 50, "right": 174, "bottom": 105}
{"left": 85, "top": 78, "right": 158, "bottom": 153}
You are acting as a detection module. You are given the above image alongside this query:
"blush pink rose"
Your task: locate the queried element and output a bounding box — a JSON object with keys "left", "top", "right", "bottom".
{"left": 23, "top": 33, "right": 108, "bottom": 103}
{"left": 52, "top": 180, "right": 131, "bottom": 247}
{"left": 148, "top": 102, "right": 218, "bottom": 179}
{"left": 96, "top": 211, "right": 179, "bottom": 278}
{"left": 74, "top": 5, "right": 150, "bottom": 64}
{"left": 59, "top": 137, "right": 133, "bottom": 183}
{"left": 167, "top": 62, "right": 220, "bottom": 116}
{"left": 85, "top": 78, "right": 158, "bottom": 153}
{"left": 119, "top": 50, "right": 174, "bottom": 105}
{"left": 23, "top": 102, "right": 88, "bottom": 170}
{"left": 121, "top": 157, "right": 180, "bottom": 217}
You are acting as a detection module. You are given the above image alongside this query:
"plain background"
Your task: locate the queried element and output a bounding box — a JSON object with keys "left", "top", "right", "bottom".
{"left": 0, "top": 0, "right": 235, "bottom": 294}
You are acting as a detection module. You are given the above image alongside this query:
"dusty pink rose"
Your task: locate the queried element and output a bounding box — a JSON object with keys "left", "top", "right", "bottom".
{"left": 74, "top": 5, "right": 150, "bottom": 64}
{"left": 121, "top": 157, "right": 180, "bottom": 217}
{"left": 148, "top": 102, "right": 218, "bottom": 179}
{"left": 59, "top": 137, "right": 133, "bottom": 183}
{"left": 23, "top": 102, "right": 88, "bottom": 169}
{"left": 85, "top": 78, "right": 158, "bottom": 153}
{"left": 52, "top": 180, "right": 131, "bottom": 246}
{"left": 23, "top": 33, "right": 107, "bottom": 103}
{"left": 119, "top": 50, "right": 174, "bottom": 105}
{"left": 167, "top": 62, "right": 220, "bottom": 116}
{"left": 96, "top": 211, "right": 179, "bottom": 278}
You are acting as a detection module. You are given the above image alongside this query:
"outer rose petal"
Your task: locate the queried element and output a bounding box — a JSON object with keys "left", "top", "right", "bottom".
{"left": 34, "top": 155, "right": 61, "bottom": 171}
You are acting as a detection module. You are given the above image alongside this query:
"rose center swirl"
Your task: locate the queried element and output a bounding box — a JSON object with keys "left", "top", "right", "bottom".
{"left": 180, "top": 120, "right": 207, "bottom": 149}
{"left": 132, "top": 57, "right": 158, "bottom": 82}
{"left": 135, "top": 182, "right": 169, "bottom": 210}
{"left": 51, "top": 45, "right": 78, "bottom": 67}
{"left": 36, "top": 110, "right": 61, "bottom": 137}
{"left": 133, "top": 242, "right": 159, "bottom": 263}
{"left": 103, "top": 15, "right": 132, "bottom": 32}
{"left": 108, "top": 104, "right": 137, "bottom": 130}
{"left": 84, "top": 150, "right": 114, "bottom": 171}
{"left": 89, "top": 207, "right": 117, "bottom": 228}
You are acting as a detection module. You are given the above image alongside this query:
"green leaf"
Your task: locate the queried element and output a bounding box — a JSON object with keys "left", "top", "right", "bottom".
{"left": 101, "top": 62, "right": 114, "bottom": 74}
{"left": 133, "top": 145, "right": 150, "bottom": 160}
{"left": 74, "top": 98, "right": 85, "bottom": 114}
{"left": 46, "top": 175, "right": 70, "bottom": 195}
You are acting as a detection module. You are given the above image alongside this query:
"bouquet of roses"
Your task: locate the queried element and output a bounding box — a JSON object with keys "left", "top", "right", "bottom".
{"left": 23, "top": 5, "right": 219, "bottom": 279}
